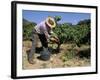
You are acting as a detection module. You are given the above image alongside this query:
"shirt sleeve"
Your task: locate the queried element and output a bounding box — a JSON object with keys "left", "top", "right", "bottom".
{"left": 34, "top": 21, "right": 45, "bottom": 34}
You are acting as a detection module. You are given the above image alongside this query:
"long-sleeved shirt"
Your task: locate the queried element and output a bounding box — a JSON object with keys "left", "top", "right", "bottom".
{"left": 34, "top": 21, "right": 54, "bottom": 40}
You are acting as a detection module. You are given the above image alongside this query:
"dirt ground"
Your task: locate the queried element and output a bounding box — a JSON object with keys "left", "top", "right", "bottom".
{"left": 22, "top": 40, "right": 91, "bottom": 70}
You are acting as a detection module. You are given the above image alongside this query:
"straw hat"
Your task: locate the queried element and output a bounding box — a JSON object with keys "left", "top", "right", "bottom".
{"left": 45, "top": 16, "right": 56, "bottom": 28}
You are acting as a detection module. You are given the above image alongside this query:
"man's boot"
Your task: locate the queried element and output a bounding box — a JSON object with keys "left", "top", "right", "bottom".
{"left": 28, "top": 52, "right": 35, "bottom": 64}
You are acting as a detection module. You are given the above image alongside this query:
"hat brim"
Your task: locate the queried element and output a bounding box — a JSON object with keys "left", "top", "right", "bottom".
{"left": 46, "top": 17, "right": 56, "bottom": 28}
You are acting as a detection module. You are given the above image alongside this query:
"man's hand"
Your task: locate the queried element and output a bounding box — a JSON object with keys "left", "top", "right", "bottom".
{"left": 50, "top": 36, "right": 59, "bottom": 44}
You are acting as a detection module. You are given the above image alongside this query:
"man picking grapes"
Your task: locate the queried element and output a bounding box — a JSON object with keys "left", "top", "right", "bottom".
{"left": 28, "top": 16, "right": 59, "bottom": 64}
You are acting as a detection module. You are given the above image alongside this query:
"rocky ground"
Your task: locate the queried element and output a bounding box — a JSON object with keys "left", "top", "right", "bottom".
{"left": 22, "top": 40, "right": 91, "bottom": 70}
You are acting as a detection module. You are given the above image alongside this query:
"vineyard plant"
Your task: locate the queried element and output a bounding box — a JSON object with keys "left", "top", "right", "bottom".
{"left": 53, "top": 16, "right": 90, "bottom": 52}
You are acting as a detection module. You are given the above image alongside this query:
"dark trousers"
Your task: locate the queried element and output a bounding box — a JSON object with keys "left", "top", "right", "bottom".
{"left": 38, "top": 34, "right": 48, "bottom": 48}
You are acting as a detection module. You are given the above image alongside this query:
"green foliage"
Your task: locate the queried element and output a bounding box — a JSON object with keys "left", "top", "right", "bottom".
{"left": 72, "top": 25, "right": 90, "bottom": 46}
{"left": 54, "top": 16, "right": 61, "bottom": 22}
{"left": 53, "top": 19, "right": 90, "bottom": 49}
{"left": 23, "top": 19, "right": 36, "bottom": 40}
{"left": 53, "top": 23, "right": 73, "bottom": 44}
